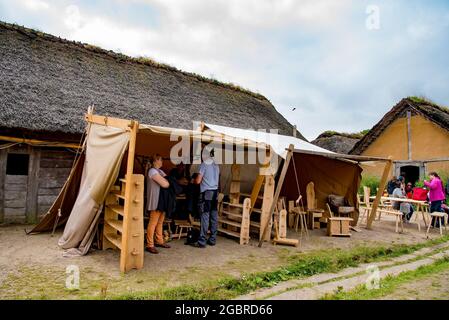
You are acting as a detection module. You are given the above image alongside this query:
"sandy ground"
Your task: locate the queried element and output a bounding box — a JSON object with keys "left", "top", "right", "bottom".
{"left": 380, "top": 269, "right": 449, "bottom": 300}
{"left": 0, "top": 214, "right": 442, "bottom": 299}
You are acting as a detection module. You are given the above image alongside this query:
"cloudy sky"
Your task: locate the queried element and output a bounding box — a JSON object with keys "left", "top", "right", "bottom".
{"left": 1, "top": 0, "right": 448, "bottom": 140}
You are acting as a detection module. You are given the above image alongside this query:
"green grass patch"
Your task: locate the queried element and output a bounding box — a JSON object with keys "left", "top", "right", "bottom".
{"left": 111, "top": 235, "right": 449, "bottom": 300}
{"left": 321, "top": 255, "right": 449, "bottom": 300}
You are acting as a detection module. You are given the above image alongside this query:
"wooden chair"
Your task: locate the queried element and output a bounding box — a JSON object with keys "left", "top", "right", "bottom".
{"left": 358, "top": 186, "right": 371, "bottom": 224}
{"left": 288, "top": 200, "right": 308, "bottom": 239}
{"left": 173, "top": 220, "right": 192, "bottom": 239}
{"left": 326, "top": 203, "right": 353, "bottom": 237}
{"left": 426, "top": 212, "right": 447, "bottom": 237}
{"left": 306, "top": 182, "right": 324, "bottom": 229}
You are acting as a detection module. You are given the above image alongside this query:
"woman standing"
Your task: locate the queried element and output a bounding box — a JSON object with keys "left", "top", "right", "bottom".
{"left": 424, "top": 172, "right": 446, "bottom": 227}
{"left": 146, "top": 154, "right": 171, "bottom": 254}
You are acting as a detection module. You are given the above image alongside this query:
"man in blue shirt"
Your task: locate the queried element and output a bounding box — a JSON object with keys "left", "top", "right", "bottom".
{"left": 192, "top": 146, "right": 220, "bottom": 248}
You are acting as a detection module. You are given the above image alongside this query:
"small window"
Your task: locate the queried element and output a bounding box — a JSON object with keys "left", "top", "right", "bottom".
{"left": 6, "top": 153, "right": 29, "bottom": 175}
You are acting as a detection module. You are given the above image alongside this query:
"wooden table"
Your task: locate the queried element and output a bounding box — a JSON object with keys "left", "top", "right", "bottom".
{"left": 370, "top": 196, "right": 430, "bottom": 228}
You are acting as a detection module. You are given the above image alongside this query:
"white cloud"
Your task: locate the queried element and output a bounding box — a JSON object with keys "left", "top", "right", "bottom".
{"left": 20, "top": 0, "right": 49, "bottom": 11}
{"left": 64, "top": 5, "right": 81, "bottom": 30}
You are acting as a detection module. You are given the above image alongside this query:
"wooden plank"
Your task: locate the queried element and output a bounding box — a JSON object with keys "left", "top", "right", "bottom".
{"left": 217, "top": 227, "right": 240, "bottom": 238}
{"left": 259, "top": 145, "right": 294, "bottom": 247}
{"left": 39, "top": 159, "right": 74, "bottom": 168}
{"left": 85, "top": 114, "right": 135, "bottom": 131}
{"left": 249, "top": 174, "right": 265, "bottom": 215}
{"left": 273, "top": 238, "right": 299, "bottom": 246}
{"left": 0, "top": 150, "right": 5, "bottom": 223}
{"left": 4, "top": 191, "right": 27, "bottom": 200}
{"left": 105, "top": 219, "right": 123, "bottom": 233}
{"left": 26, "top": 148, "right": 40, "bottom": 223}
{"left": 5, "top": 199, "right": 27, "bottom": 208}
{"left": 0, "top": 135, "right": 80, "bottom": 149}
{"left": 107, "top": 204, "right": 124, "bottom": 216}
{"left": 279, "top": 209, "right": 287, "bottom": 239}
{"left": 240, "top": 198, "right": 251, "bottom": 245}
{"left": 5, "top": 184, "right": 27, "bottom": 191}
{"left": 104, "top": 233, "right": 122, "bottom": 250}
{"left": 229, "top": 164, "right": 240, "bottom": 204}
{"left": 121, "top": 120, "right": 144, "bottom": 272}
{"left": 5, "top": 175, "right": 28, "bottom": 184}
{"left": 4, "top": 207, "right": 26, "bottom": 215}
{"left": 367, "top": 158, "right": 392, "bottom": 229}
{"left": 260, "top": 174, "right": 275, "bottom": 242}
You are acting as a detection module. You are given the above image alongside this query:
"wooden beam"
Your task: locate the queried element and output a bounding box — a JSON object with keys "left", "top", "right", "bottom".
{"left": 293, "top": 149, "right": 390, "bottom": 163}
{"left": 0, "top": 149, "right": 6, "bottom": 223}
{"left": 260, "top": 174, "right": 275, "bottom": 241}
{"left": 26, "top": 147, "right": 40, "bottom": 223}
{"left": 85, "top": 114, "right": 135, "bottom": 131}
{"left": 407, "top": 111, "right": 412, "bottom": 160}
{"left": 258, "top": 144, "right": 294, "bottom": 247}
{"left": 0, "top": 135, "right": 80, "bottom": 149}
{"left": 366, "top": 158, "right": 392, "bottom": 229}
{"left": 120, "top": 120, "right": 139, "bottom": 272}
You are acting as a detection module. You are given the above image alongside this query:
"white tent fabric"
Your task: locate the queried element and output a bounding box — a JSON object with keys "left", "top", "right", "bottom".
{"left": 58, "top": 123, "right": 130, "bottom": 256}
{"left": 204, "top": 123, "right": 334, "bottom": 159}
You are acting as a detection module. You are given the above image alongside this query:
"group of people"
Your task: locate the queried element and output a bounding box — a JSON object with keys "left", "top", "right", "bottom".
{"left": 144, "top": 147, "right": 220, "bottom": 254}
{"left": 387, "top": 172, "right": 447, "bottom": 227}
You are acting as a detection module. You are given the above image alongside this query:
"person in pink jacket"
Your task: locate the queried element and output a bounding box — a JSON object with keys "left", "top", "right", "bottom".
{"left": 424, "top": 172, "right": 446, "bottom": 227}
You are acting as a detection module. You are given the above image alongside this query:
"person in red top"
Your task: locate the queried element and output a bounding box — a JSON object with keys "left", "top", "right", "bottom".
{"left": 405, "top": 182, "right": 413, "bottom": 199}
{"left": 424, "top": 172, "right": 446, "bottom": 227}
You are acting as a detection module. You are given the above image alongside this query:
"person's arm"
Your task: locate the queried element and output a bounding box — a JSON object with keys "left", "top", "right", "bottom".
{"left": 424, "top": 180, "right": 432, "bottom": 188}
{"left": 152, "top": 173, "right": 169, "bottom": 188}
{"left": 425, "top": 179, "right": 438, "bottom": 190}
{"left": 194, "top": 173, "right": 203, "bottom": 185}
{"left": 194, "top": 163, "right": 205, "bottom": 185}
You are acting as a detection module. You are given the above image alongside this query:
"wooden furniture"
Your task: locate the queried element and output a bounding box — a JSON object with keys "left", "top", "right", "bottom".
{"left": 173, "top": 219, "right": 192, "bottom": 239}
{"left": 426, "top": 212, "right": 447, "bottom": 237}
{"left": 272, "top": 208, "right": 299, "bottom": 247}
{"left": 358, "top": 186, "right": 371, "bottom": 225}
{"left": 219, "top": 197, "right": 251, "bottom": 245}
{"left": 325, "top": 204, "right": 353, "bottom": 237}
{"left": 103, "top": 174, "right": 144, "bottom": 272}
{"left": 288, "top": 200, "right": 308, "bottom": 239}
{"left": 306, "top": 181, "right": 324, "bottom": 229}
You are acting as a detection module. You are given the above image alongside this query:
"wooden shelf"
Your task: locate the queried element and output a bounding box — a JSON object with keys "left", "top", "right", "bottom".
{"left": 217, "top": 227, "right": 240, "bottom": 238}
{"left": 221, "top": 210, "right": 244, "bottom": 219}
{"left": 218, "top": 218, "right": 242, "bottom": 228}
{"left": 107, "top": 204, "right": 124, "bottom": 216}
{"left": 105, "top": 219, "right": 123, "bottom": 233}
{"left": 104, "top": 233, "right": 122, "bottom": 249}
{"left": 113, "top": 193, "right": 126, "bottom": 201}
{"left": 223, "top": 202, "right": 262, "bottom": 214}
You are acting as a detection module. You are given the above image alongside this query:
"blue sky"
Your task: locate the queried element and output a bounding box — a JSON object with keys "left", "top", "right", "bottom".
{"left": 1, "top": 0, "right": 448, "bottom": 140}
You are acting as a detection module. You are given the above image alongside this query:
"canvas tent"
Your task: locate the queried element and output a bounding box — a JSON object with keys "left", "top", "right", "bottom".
{"left": 30, "top": 112, "right": 390, "bottom": 272}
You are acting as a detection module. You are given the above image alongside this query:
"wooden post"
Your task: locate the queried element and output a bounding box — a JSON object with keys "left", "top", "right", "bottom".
{"left": 366, "top": 158, "right": 392, "bottom": 229}
{"left": 258, "top": 144, "right": 294, "bottom": 247}
{"left": 407, "top": 111, "right": 412, "bottom": 161}
{"left": 0, "top": 149, "right": 6, "bottom": 223}
{"left": 260, "top": 174, "right": 275, "bottom": 241}
{"left": 26, "top": 147, "right": 40, "bottom": 223}
{"left": 120, "top": 120, "right": 139, "bottom": 272}
{"left": 229, "top": 164, "right": 241, "bottom": 204}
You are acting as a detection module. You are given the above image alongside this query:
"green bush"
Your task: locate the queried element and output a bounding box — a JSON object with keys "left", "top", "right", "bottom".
{"left": 359, "top": 175, "right": 381, "bottom": 195}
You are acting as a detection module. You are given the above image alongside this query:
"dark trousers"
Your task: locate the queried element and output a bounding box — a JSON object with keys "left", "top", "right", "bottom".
{"left": 430, "top": 200, "right": 444, "bottom": 227}
{"left": 198, "top": 190, "right": 218, "bottom": 246}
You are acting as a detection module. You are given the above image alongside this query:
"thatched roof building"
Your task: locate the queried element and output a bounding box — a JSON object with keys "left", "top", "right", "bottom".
{"left": 0, "top": 21, "right": 301, "bottom": 142}
{"left": 311, "top": 131, "right": 362, "bottom": 154}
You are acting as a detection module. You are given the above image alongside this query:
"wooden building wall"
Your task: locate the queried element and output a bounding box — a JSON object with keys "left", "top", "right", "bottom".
{"left": 361, "top": 114, "right": 449, "bottom": 177}
{"left": 0, "top": 145, "right": 74, "bottom": 224}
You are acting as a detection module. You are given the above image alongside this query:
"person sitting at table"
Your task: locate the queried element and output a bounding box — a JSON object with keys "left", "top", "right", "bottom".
{"left": 405, "top": 182, "right": 414, "bottom": 199}
{"left": 387, "top": 176, "right": 397, "bottom": 195}
{"left": 392, "top": 181, "right": 414, "bottom": 222}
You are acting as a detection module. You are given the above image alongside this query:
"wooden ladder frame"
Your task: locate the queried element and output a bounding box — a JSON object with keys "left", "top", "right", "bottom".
{"left": 85, "top": 112, "right": 144, "bottom": 272}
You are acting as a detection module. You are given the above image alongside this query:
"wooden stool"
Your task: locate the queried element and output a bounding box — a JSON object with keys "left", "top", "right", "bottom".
{"left": 426, "top": 212, "right": 447, "bottom": 237}
{"left": 291, "top": 207, "right": 309, "bottom": 238}
{"left": 394, "top": 212, "right": 404, "bottom": 233}
{"left": 173, "top": 220, "right": 192, "bottom": 239}
{"left": 308, "top": 209, "right": 323, "bottom": 230}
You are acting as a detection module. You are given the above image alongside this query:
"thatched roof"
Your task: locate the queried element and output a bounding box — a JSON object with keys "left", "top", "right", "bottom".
{"left": 350, "top": 97, "right": 449, "bottom": 155}
{"left": 311, "top": 132, "right": 361, "bottom": 154}
{"left": 0, "top": 21, "right": 301, "bottom": 142}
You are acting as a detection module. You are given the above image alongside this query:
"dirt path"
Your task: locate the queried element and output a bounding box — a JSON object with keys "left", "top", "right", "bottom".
{"left": 238, "top": 242, "right": 449, "bottom": 300}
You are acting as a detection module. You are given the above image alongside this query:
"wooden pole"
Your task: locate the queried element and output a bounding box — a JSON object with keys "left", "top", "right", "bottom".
{"left": 258, "top": 144, "right": 294, "bottom": 247}
{"left": 120, "top": 120, "right": 139, "bottom": 272}
{"left": 0, "top": 135, "right": 80, "bottom": 149}
{"left": 366, "top": 158, "right": 392, "bottom": 229}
